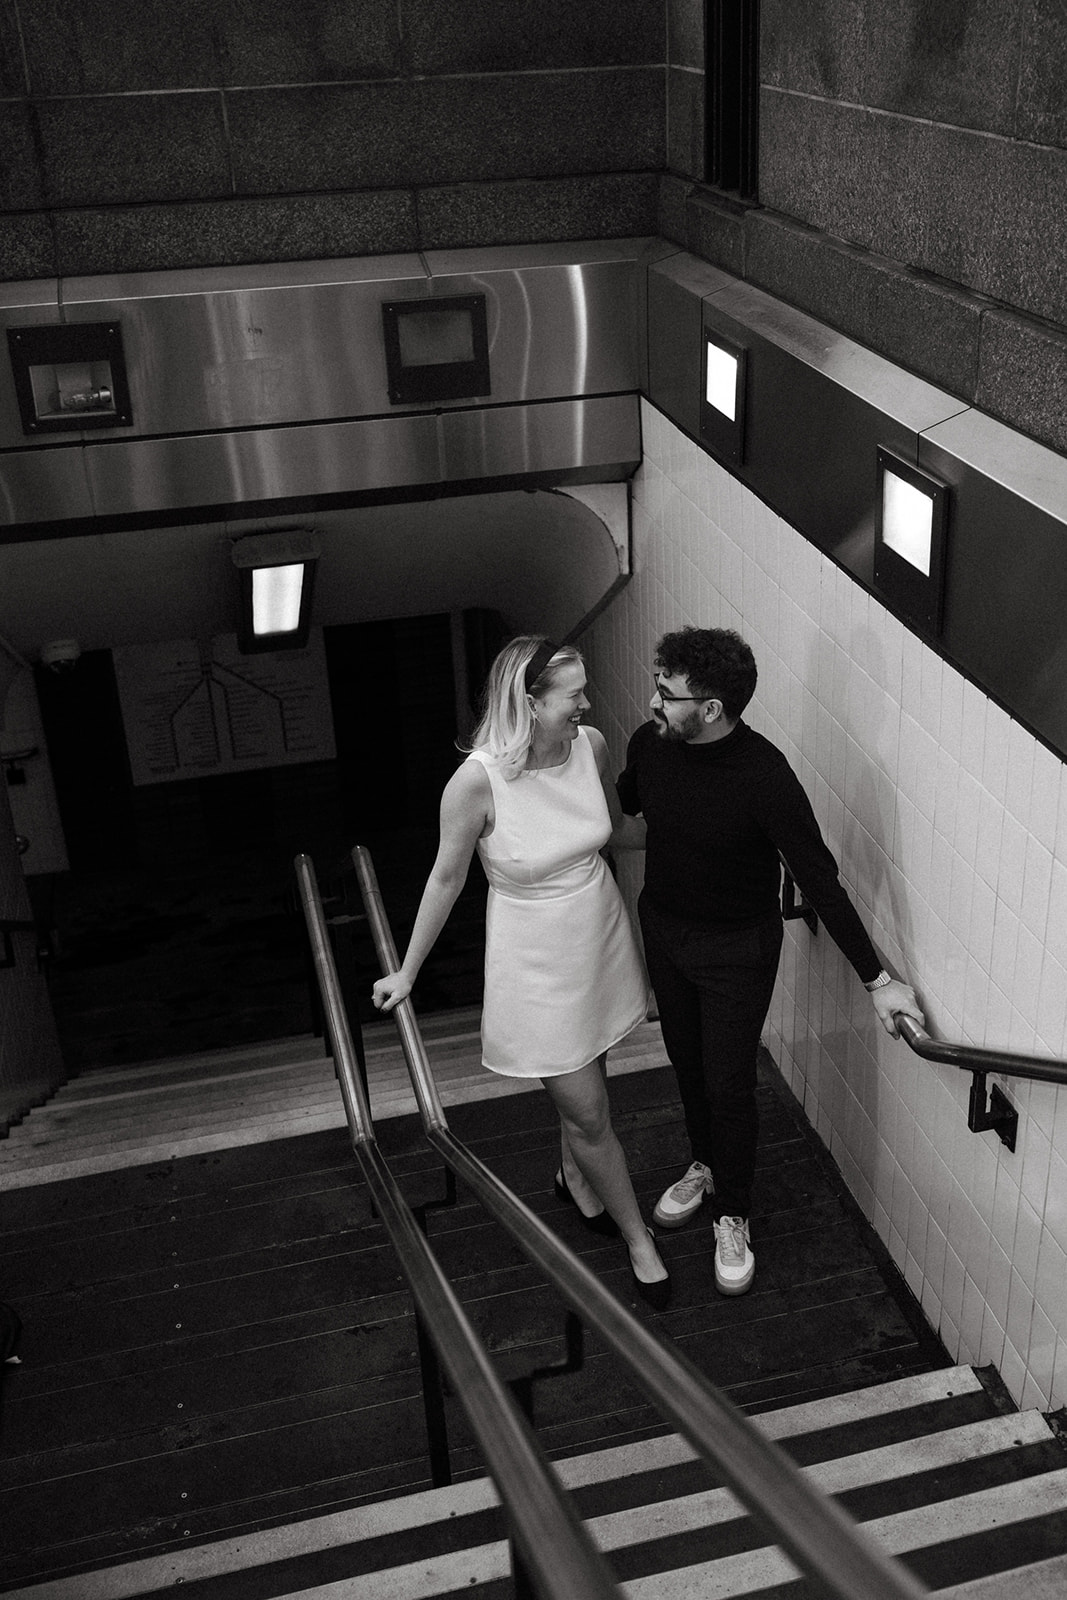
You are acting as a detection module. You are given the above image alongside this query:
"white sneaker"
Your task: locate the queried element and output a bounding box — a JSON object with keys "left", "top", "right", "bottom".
{"left": 714, "top": 1215, "right": 755, "bottom": 1295}
{"left": 652, "top": 1160, "right": 714, "bottom": 1228}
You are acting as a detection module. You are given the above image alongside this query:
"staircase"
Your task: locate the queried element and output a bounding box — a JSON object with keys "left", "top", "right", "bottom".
{"left": 3, "top": 1366, "right": 1066, "bottom": 1598}
{"left": 0, "top": 1011, "right": 671, "bottom": 1189}
{"left": 1, "top": 1017, "right": 1065, "bottom": 1598}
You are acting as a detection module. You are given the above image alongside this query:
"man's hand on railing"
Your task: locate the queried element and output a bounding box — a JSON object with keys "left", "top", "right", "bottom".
{"left": 870, "top": 978, "right": 924, "bottom": 1039}
{"left": 372, "top": 970, "right": 414, "bottom": 1012}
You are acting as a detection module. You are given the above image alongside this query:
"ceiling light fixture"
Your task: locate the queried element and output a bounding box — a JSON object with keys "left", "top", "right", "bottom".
{"left": 231, "top": 529, "right": 320, "bottom": 653}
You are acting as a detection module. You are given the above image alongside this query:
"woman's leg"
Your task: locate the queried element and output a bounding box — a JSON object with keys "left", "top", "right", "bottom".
{"left": 558, "top": 1056, "right": 608, "bottom": 1217}
{"left": 542, "top": 1058, "right": 666, "bottom": 1283}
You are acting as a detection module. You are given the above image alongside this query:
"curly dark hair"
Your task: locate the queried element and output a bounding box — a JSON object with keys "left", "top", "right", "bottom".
{"left": 654, "top": 627, "right": 757, "bottom": 721}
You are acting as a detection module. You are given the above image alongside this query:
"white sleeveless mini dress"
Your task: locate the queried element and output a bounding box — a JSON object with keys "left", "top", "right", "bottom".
{"left": 468, "top": 728, "right": 649, "bottom": 1076}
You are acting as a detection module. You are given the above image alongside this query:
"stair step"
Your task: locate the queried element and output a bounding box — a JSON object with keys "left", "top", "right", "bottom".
{"left": 0, "top": 1020, "right": 668, "bottom": 1189}
{"left": 0, "top": 1368, "right": 1056, "bottom": 1600}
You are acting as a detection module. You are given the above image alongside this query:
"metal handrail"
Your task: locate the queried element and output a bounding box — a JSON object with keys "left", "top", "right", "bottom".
{"left": 896, "top": 1014, "right": 1067, "bottom": 1151}
{"left": 350, "top": 843, "right": 928, "bottom": 1600}
{"left": 895, "top": 1014, "right": 1067, "bottom": 1086}
{"left": 294, "top": 854, "right": 624, "bottom": 1600}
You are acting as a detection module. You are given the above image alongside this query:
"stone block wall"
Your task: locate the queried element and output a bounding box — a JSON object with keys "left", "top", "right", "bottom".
{"left": 662, "top": 0, "right": 1067, "bottom": 460}
{"left": 0, "top": 0, "right": 665, "bottom": 278}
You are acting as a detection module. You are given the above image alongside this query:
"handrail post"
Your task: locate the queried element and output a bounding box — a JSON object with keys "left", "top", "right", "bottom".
{"left": 967, "top": 1071, "right": 1018, "bottom": 1151}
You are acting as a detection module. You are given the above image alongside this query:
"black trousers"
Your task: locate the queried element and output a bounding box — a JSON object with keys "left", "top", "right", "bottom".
{"left": 639, "top": 895, "right": 783, "bottom": 1221}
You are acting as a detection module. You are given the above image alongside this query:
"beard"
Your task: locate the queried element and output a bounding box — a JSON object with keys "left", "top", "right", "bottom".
{"left": 653, "top": 707, "right": 705, "bottom": 742}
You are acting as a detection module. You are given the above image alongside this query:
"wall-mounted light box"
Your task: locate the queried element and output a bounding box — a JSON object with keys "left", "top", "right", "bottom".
{"left": 6, "top": 322, "right": 133, "bottom": 434}
{"left": 381, "top": 293, "right": 490, "bottom": 405}
{"left": 874, "top": 447, "right": 949, "bottom": 635}
{"left": 232, "top": 529, "right": 320, "bottom": 654}
{"left": 699, "top": 324, "right": 747, "bottom": 463}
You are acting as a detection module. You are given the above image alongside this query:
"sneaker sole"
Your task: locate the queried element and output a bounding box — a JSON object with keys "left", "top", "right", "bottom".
{"left": 715, "top": 1272, "right": 754, "bottom": 1295}
{"left": 652, "top": 1199, "right": 706, "bottom": 1229}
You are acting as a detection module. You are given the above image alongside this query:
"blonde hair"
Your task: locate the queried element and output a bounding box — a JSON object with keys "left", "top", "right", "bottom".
{"left": 465, "top": 635, "right": 582, "bottom": 779}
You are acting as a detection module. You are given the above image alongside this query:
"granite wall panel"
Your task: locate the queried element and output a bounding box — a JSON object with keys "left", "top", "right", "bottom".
{"left": 761, "top": 0, "right": 869, "bottom": 99}
{"left": 1017, "top": 0, "right": 1067, "bottom": 145}
{"left": 668, "top": 0, "right": 704, "bottom": 70}
{"left": 657, "top": 173, "right": 692, "bottom": 248}
{"left": 19, "top": 0, "right": 221, "bottom": 93}
{"left": 217, "top": 0, "right": 403, "bottom": 85}
{"left": 685, "top": 189, "right": 747, "bottom": 278}
{"left": 228, "top": 72, "right": 662, "bottom": 198}
{"left": 0, "top": 0, "right": 667, "bottom": 277}
{"left": 858, "top": 0, "right": 1022, "bottom": 135}
{"left": 0, "top": 0, "right": 25, "bottom": 94}
{"left": 0, "top": 211, "right": 54, "bottom": 279}
{"left": 760, "top": 88, "right": 1067, "bottom": 330}
{"left": 975, "top": 311, "right": 1067, "bottom": 460}
{"left": 743, "top": 211, "right": 983, "bottom": 402}
{"left": 226, "top": 83, "right": 422, "bottom": 195}
{"left": 52, "top": 192, "right": 418, "bottom": 277}
{"left": 0, "top": 101, "right": 43, "bottom": 208}
{"left": 404, "top": 0, "right": 663, "bottom": 73}
{"left": 667, "top": 64, "right": 705, "bottom": 182}
{"left": 417, "top": 173, "right": 659, "bottom": 251}
{"left": 36, "top": 93, "right": 231, "bottom": 208}
{"left": 763, "top": 0, "right": 1023, "bottom": 136}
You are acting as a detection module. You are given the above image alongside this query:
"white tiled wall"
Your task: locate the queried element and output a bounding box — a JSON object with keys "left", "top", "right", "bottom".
{"left": 583, "top": 400, "right": 1067, "bottom": 1411}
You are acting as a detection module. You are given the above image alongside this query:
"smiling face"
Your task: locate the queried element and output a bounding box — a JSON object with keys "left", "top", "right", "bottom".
{"left": 529, "top": 659, "right": 590, "bottom": 748}
{"left": 649, "top": 669, "right": 728, "bottom": 743}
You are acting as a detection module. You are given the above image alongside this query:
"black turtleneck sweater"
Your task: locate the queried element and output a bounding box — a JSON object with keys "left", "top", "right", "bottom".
{"left": 617, "top": 719, "right": 881, "bottom": 983}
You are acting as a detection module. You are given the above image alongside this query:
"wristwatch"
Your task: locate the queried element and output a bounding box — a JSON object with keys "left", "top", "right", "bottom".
{"left": 864, "top": 969, "right": 893, "bottom": 992}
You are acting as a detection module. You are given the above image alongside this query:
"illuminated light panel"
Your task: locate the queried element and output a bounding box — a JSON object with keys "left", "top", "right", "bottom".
{"left": 874, "top": 447, "right": 949, "bottom": 636}
{"left": 705, "top": 340, "right": 739, "bottom": 421}
{"left": 882, "top": 468, "right": 934, "bottom": 576}
{"left": 252, "top": 562, "right": 306, "bottom": 636}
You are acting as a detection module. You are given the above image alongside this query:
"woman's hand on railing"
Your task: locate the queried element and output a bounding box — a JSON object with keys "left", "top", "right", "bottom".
{"left": 372, "top": 970, "right": 414, "bottom": 1012}
{"left": 870, "top": 978, "right": 924, "bottom": 1039}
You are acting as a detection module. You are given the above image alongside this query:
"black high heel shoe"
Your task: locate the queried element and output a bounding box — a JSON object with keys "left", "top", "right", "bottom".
{"left": 553, "top": 1170, "right": 620, "bottom": 1237}
{"left": 629, "top": 1226, "right": 672, "bottom": 1311}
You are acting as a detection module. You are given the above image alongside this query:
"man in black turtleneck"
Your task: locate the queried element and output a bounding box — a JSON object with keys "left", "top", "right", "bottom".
{"left": 616, "top": 627, "right": 924, "bottom": 1296}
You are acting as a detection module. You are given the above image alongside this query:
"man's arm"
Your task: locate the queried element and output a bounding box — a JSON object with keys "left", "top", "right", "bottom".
{"left": 764, "top": 761, "right": 925, "bottom": 1037}
{"left": 587, "top": 726, "right": 647, "bottom": 849}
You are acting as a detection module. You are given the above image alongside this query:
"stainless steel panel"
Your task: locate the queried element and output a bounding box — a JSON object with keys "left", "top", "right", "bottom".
{"left": 20, "top": 244, "right": 646, "bottom": 450}
{"left": 61, "top": 255, "right": 428, "bottom": 305}
{"left": 62, "top": 270, "right": 431, "bottom": 441}
{"left": 647, "top": 253, "right": 734, "bottom": 439}
{"left": 0, "top": 447, "right": 94, "bottom": 528}
{"left": 423, "top": 239, "right": 660, "bottom": 276}
{"left": 438, "top": 396, "right": 640, "bottom": 483}
{"left": 424, "top": 259, "right": 643, "bottom": 406}
{"left": 921, "top": 411, "right": 1067, "bottom": 758}
{"left": 0, "top": 282, "right": 62, "bottom": 450}
{"left": 85, "top": 413, "right": 443, "bottom": 518}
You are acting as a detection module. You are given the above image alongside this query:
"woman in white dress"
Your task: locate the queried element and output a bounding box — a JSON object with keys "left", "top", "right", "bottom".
{"left": 372, "top": 636, "right": 670, "bottom": 1307}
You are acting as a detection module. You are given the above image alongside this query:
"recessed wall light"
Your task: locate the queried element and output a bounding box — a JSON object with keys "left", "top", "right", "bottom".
{"left": 874, "top": 448, "right": 949, "bottom": 634}
{"left": 700, "top": 325, "right": 747, "bottom": 463}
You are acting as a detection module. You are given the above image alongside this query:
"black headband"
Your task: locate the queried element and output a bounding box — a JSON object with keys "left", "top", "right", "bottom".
{"left": 523, "top": 639, "right": 559, "bottom": 694}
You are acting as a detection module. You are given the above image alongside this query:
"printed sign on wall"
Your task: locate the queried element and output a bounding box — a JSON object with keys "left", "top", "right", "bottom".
{"left": 113, "top": 631, "right": 335, "bottom": 786}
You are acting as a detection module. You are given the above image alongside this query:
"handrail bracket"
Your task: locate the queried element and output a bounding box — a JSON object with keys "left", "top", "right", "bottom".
{"left": 781, "top": 865, "right": 818, "bottom": 937}
{"left": 967, "top": 1072, "right": 1018, "bottom": 1151}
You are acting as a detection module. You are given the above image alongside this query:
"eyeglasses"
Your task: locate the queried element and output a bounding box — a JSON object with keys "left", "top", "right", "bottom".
{"left": 652, "top": 674, "right": 710, "bottom": 703}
